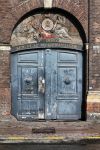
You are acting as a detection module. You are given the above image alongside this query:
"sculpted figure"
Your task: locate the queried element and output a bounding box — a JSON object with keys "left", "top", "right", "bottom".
{"left": 52, "top": 15, "right": 72, "bottom": 40}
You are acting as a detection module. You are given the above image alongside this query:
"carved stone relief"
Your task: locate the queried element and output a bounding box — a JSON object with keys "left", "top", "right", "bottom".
{"left": 11, "top": 13, "right": 82, "bottom": 46}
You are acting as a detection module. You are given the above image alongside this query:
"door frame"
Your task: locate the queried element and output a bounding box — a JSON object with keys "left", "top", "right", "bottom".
{"left": 11, "top": 43, "right": 87, "bottom": 121}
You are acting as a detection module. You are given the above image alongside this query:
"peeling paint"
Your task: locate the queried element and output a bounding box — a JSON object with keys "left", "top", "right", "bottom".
{"left": 38, "top": 113, "right": 44, "bottom": 119}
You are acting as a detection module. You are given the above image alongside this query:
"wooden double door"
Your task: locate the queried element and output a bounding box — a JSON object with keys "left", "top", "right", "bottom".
{"left": 11, "top": 49, "right": 83, "bottom": 120}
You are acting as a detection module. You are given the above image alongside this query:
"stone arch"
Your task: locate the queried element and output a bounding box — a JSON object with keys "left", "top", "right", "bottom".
{"left": 0, "top": 0, "right": 88, "bottom": 44}
{"left": 10, "top": 8, "right": 87, "bottom": 47}
{"left": 9, "top": 1, "right": 88, "bottom": 121}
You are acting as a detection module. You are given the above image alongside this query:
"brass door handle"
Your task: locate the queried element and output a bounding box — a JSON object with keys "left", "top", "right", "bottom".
{"left": 38, "top": 77, "right": 45, "bottom": 94}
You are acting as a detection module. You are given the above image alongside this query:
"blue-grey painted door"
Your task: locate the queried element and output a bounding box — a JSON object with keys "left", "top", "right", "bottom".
{"left": 11, "top": 49, "right": 82, "bottom": 120}
{"left": 45, "top": 49, "right": 83, "bottom": 120}
{"left": 11, "top": 50, "right": 45, "bottom": 120}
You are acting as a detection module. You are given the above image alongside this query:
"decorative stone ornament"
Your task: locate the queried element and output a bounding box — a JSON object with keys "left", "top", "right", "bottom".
{"left": 42, "top": 18, "right": 54, "bottom": 31}
{"left": 44, "top": 0, "right": 53, "bottom": 8}
{"left": 11, "top": 13, "right": 82, "bottom": 46}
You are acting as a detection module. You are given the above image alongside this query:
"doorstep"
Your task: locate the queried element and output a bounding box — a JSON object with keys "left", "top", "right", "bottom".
{"left": 0, "top": 118, "right": 100, "bottom": 143}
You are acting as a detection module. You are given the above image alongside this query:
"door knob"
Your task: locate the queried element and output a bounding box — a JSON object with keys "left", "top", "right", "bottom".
{"left": 64, "top": 76, "right": 71, "bottom": 85}
{"left": 38, "top": 77, "right": 45, "bottom": 94}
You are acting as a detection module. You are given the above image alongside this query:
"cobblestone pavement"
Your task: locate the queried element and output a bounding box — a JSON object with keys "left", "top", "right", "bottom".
{"left": 0, "top": 116, "right": 100, "bottom": 143}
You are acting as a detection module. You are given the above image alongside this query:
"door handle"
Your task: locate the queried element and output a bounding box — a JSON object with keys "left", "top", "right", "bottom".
{"left": 38, "top": 77, "right": 45, "bottom": 94}
{"left": 64, "top": 76, "right": 71, "bottom": 85}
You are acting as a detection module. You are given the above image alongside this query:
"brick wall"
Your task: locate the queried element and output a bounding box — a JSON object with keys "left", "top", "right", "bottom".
{"left": 0, "top": 49, "right": 11, "bottom": 117}
{"left": 0, "top": 0, "right": 100, "bottom": 119}
{"left": 0, "top": 0, "right": 88, "bottom": 44}
{"left": 87, "top": 0, "right": 100, "bottom": 115}
{"left": 89, "top": 0, "right": 100, "bottom": 91}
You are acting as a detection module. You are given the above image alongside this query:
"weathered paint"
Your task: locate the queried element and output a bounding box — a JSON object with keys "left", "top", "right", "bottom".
{"left": 11, "top": 49, "right": 83, "bottom": 120}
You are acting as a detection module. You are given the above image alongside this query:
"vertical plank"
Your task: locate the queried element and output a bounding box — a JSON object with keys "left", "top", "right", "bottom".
{"left": 38, "top": 50, "right": 45, "bottom": 119}
{"left": 11, "top": 50, "right": 45, "bottom": 120}
{"left": 45, "top": 49, "right": 57, "bottom": 119}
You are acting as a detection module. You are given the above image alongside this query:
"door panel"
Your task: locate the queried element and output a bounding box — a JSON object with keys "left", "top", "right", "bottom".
{"left": 56, "top": 50, "right": 82, "bottom": 119}
{"left": 57, "top": 101, "right": 79, "bottom": 115}
{"left": 18, "top": 66, "right": 39, "bottom": 117}
{"left": 11, "top": 49, "right": 83, "bottom": 120}
{"left": 45, "top": 49, "right": 82, "bottom": 120}
{"left": 18, "top": 52, "right": 38, "bottom": 62}
{"left": 57, "top": 67, "right": 77, "bottom": 94}
{"left": 11, "top": 50, "right": 45, "bottom": 120}
{"left": 58, "top": 52, "right": 77, "bottom": 62}
{"left": 19, "top": 67, "right": 38, "bottom": 95}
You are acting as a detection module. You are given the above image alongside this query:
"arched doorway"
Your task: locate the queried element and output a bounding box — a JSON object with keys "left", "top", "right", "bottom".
{"left": 11, "top": 10, "right": 86, "bottom": 121}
